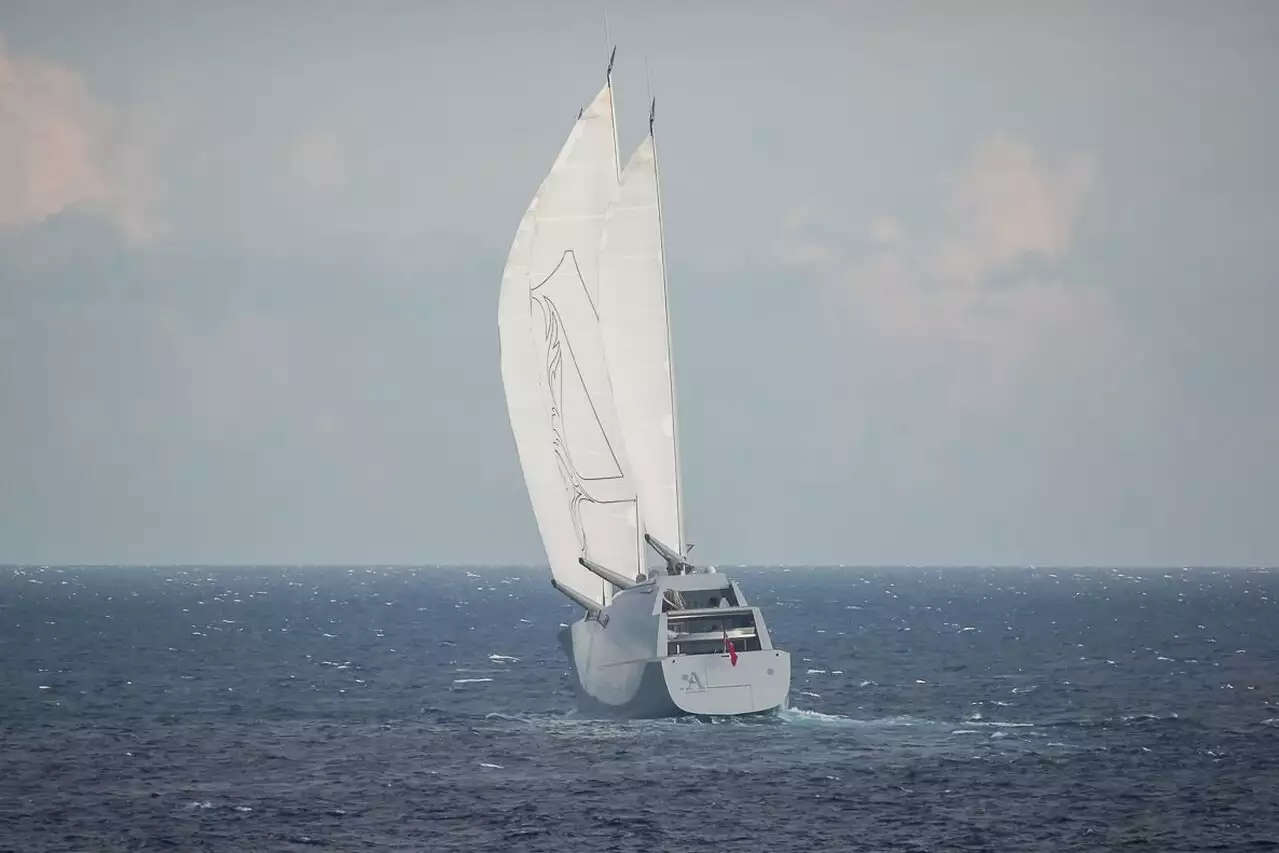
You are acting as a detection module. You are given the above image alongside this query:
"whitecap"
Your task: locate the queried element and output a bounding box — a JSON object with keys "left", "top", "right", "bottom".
{"left": 780, "top": 707, "right": 854, "bottom": 725}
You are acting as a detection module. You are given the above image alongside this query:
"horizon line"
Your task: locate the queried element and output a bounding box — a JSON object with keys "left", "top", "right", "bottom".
{"left": 2, "top": 563, "right": 1274, "bottom": 571}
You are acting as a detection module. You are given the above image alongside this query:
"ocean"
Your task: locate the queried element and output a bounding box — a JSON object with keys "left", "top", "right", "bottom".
{"left": 1, "top": 565, "right": 1276, "bottom": 852}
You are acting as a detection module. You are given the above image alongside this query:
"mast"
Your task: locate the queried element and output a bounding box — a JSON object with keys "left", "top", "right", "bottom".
{"left": 648, "top": 93, "right": 687, "bottom": 556}
{"left": 602, "top": 43, "right": 645, "bottom": 585}
{"left": 606, "top": 46, "right": 620, "bottom": 182}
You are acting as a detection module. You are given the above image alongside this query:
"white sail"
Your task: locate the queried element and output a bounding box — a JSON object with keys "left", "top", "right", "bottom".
{"left": 598, "top": 130, "right": 686, "bottom": 555}
{"left": 498, "top": 80, "right": 643, "bottom": 608}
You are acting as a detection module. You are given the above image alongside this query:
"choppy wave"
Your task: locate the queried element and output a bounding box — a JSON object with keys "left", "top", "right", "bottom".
{"left": 3, "top": 564, "right": 1277, "bottom": 852}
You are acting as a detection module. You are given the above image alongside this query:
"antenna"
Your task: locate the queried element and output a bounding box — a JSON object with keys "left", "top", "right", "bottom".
{"left": 645, "top": 55, "right": 655, "bottom": 133}
{"left": 606, "top": 7, "right": 614, "bottom": 54}
{"left": 602, "top": 12, "right": 620, "bottom": 182}
{"left": 603, "top": 8, "right": 616, "bottom": 84}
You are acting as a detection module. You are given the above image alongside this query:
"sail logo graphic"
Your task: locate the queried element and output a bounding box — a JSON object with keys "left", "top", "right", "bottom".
{"left": 533, "top": 251, "right": 637, "bottom": 564}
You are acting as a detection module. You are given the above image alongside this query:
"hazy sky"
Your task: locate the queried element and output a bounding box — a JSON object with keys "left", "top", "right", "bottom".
{"left": 2, "top": 1, "right": 1276, "bottom": 566}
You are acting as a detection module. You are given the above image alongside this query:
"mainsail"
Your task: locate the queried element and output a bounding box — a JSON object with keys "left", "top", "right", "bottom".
{"left": 498, "top": 76, "right": 644, "bottom": 608}
{"left": 598, "top": 116, "right": 686, "bottom": 556}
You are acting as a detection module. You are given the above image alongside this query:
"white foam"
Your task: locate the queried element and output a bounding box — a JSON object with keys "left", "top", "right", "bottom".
{"left": 781, "top": 708, "right": 937, "bottom": 728}
{"left": 781, "top": 707, "right": 853, "bottom": 725}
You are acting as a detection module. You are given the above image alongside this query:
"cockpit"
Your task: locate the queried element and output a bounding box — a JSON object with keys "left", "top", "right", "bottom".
{"left": 664, "top": 608, "right": 761, "bottom": 656}
{"left": 660, "top": 584, "right": 739, "bottom": 613}
{"left": 656, "top": 580, "right": 766, "bottom": 656}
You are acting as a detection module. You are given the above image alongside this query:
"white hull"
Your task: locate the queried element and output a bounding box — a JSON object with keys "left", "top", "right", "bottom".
{"left": 556, "top": 572, "right": 792, "bottom": 718}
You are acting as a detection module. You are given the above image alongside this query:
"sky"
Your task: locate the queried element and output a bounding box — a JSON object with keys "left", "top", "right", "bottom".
{"left": 1, "top": 0, "right": 1276, "bottom": 567}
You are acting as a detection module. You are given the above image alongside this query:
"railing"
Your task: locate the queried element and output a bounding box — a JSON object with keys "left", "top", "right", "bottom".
{"left": 666, "top": 613, "right": 754, "bottom": 634}
{"left": 666, "top": 626, "right": 756, "bottom": 642}
{"left": 666, "top": 634, "right": 762, "bottom": 656}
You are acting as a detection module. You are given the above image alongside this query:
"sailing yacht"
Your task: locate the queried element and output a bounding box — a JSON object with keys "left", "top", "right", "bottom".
{"left": 497, "top": 50, "right": 791, "bottom": 717}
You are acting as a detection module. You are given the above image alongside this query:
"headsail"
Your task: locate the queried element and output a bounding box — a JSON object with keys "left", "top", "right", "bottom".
{"left": 598, "top": 114, "right": 686, "bottom": 558}
{"left": 498, "top": 77, "right": 644, "bottom": 608}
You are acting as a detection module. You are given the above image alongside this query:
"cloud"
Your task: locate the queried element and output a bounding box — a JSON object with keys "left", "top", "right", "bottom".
{"left": 0, "top": 35, "right": 166, "bottom": 244}
{"left": 779, "top": 135, "right": 1138, "bottom": 474}
{"left": 288, "top": 130, "right": 347, "bottom": 197}
{"left": 936, "top": 135, "right": 1093, "bottom": 280}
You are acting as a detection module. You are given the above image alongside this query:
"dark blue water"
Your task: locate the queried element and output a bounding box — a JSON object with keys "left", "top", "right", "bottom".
{"left": 2, "top": 565, "right": 1276, "bottom": 852}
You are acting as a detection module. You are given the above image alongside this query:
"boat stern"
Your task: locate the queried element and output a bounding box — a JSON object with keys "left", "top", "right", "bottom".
{"left": 662, "top": 648, "right": 791, "bottom": 716}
